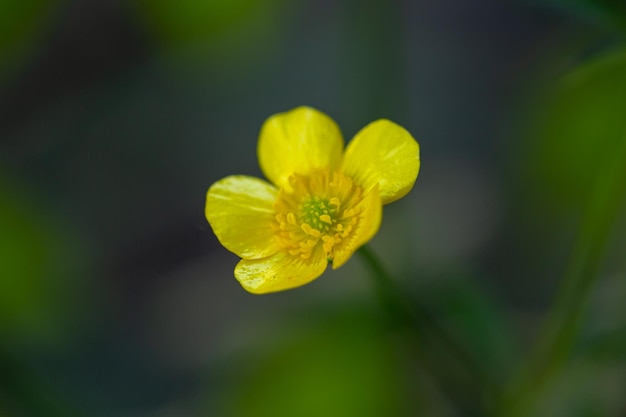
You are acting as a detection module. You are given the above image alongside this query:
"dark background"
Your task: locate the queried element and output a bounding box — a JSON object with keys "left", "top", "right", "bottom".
{"left": 1, "top": 0, "right": 626, "bottom": 416}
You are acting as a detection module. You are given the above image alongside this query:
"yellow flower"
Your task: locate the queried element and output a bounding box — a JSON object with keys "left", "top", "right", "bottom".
{"left": 205, "top": 106, "right": 420, "bottom": 294}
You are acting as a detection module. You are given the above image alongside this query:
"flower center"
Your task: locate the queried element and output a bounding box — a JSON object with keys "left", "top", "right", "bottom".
{"left": 273, "top": 169, "right": 363, "bottom": 263}
{"left": 300, "top": 196, "right": 337, "bottom": 234}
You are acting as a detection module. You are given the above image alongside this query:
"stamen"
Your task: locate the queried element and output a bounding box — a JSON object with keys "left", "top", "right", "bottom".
{"left": 272, "top": 169, "right": 364, "bottom": 263}
{"left": 301, "top": 223, "right": 321, "bottom": 237}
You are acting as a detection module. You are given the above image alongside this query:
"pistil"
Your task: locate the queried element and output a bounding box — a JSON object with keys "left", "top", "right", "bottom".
{"left": 273, "top": 169, "right": 363, "bottom": 262}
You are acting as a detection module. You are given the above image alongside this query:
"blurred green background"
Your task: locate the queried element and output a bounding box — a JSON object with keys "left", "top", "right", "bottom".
{"left": 1, "top": 0, "right": 626, "bottom": 416}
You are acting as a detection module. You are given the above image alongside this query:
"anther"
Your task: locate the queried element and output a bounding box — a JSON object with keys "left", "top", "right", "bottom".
{"left": 301, "top": 223, "right": 321, "bottom": 237}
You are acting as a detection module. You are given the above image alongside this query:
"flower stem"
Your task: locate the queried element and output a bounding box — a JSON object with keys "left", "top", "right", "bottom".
{"left": 357, "top": 245, "right": 499, "bottom": 410}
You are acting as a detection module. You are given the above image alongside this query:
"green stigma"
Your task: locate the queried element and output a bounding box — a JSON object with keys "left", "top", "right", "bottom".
{"left": 299, "top": 196, "right": 337, "bottom": 233}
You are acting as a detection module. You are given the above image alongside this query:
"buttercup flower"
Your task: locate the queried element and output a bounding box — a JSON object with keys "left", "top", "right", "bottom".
{"left": 205, "top": 106, "right": 420, "bottom": 294}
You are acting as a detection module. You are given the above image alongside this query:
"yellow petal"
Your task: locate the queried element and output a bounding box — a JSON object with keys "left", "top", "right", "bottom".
{"left": 341, "top": 119, "right": 420, "bottom": 204}
{"left": 205, "top": 175, "right": 279, "bottom": 259}
{"left": 258, "top": 106, "right": 344, "bottom": 189}
{"left": 332, "top": 185, "right": 382, "bottom": 269}
{"left": 235, "top": 248, "right": 328, "bottom": 294}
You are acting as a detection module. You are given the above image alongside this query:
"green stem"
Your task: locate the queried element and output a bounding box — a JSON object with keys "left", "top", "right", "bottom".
{"left": 500, "top": 132, "right": 626, "bottom": 417}
{"left": 358, "top": 245, "right": 499, "bottom": 409}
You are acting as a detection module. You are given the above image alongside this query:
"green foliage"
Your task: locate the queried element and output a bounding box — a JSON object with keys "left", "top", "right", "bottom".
{"left": 133, "top": 0, "right": 275, "bottom": 43}
{"left": 531, "top": 48, "right": 626, "bottom": 211}
{"left": 130, "top": 0, "right": 292, "bottom": 76}
{"left": 538, "top": 0, "right": 626, "bottom": 31}
{"left": 216, "top": 309, "right": 410, "bottom": 417}
{"left": 501, "top": 47, "right": 626, "bottom": 417}
{"left": 0, "top": 0, "right": 58, "bottom": 75}
{"left": 0, "top": 176, "right": 83, "bottom": 345}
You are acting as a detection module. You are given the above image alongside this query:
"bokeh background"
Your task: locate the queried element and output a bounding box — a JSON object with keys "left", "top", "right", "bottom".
{"left": 1, "top": 0, "right": 626, "bottom": 416}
